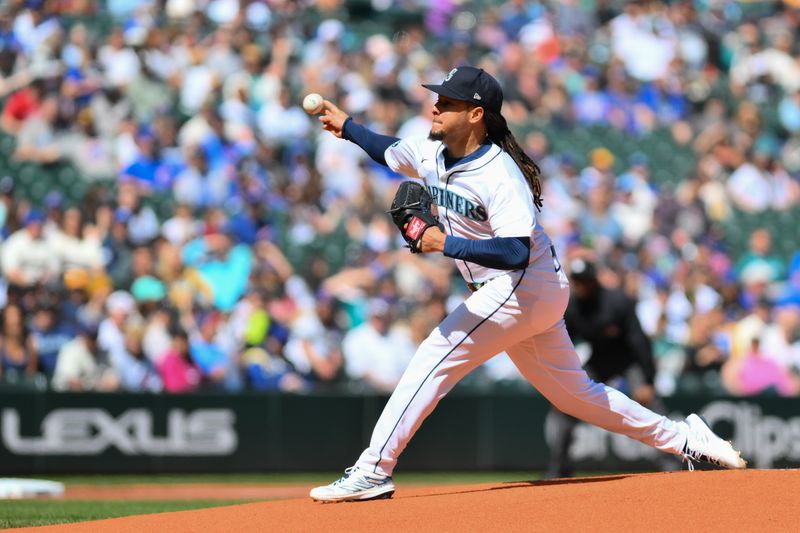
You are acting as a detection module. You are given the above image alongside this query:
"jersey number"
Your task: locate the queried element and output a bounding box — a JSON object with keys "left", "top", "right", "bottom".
{"left": 550, "top": 245, "right": 562, "bottom": 273}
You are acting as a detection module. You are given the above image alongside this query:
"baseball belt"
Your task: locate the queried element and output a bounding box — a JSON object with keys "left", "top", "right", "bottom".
{"left": 466, "top": 281, "right": 487, "bottom": 293}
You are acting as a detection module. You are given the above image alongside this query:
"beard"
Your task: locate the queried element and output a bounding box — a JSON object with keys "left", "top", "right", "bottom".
{"left": 428, "top": 129, "right": 445, "bottom": 141}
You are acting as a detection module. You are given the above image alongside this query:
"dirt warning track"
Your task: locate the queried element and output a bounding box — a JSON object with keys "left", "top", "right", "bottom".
{"left": 19, "top": 470, "right": 799, "bottom": 533}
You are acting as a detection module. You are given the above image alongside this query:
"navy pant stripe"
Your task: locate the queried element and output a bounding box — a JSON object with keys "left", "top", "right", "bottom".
{"left": 373, "top": 268, "right": 527, "bottom": 472}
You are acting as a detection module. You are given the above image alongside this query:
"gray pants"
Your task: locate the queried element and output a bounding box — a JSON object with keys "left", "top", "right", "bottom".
{"left": 354, "top": 263, "right": 689, "bottom": 477}
{"left": 545, "top": 365, "right": 679, "bottom": 477}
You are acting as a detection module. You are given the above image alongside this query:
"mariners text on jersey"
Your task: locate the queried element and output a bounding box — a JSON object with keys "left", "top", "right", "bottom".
{"left": 384, "top": 134, "right": 554, "bottom": 284}
{"left": 427, "top": 184, "right": 488, "bottom": 221}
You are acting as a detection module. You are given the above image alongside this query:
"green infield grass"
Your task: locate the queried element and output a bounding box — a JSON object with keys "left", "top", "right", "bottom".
{"left": 0, "top": 499, "right": 247, "bottom": 529}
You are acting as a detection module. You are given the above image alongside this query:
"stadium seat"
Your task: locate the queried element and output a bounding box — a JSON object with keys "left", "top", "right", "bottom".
{"left": 0, "top": 134, "right": 15, "bottom": 156}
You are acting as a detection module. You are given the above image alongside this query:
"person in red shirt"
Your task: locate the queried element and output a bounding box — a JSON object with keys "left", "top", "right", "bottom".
{"left": 1, "top": 79, "right": 45, "bottom": 135}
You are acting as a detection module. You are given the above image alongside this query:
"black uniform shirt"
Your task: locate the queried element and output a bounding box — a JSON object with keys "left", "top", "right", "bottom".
{"left": 564, "top": 286, "right": 656, "bottom": 384}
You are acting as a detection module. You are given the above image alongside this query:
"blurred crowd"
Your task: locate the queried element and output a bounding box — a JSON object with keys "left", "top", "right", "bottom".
{"left": 0, "top": 0, "right": 798, "bottom": 397}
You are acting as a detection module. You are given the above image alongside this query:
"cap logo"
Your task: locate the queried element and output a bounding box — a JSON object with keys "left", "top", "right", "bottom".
{"left": 473, "top": 92, "right": 481, "bottom": 100}
{"left": 445, "top": 68, "right": 457, "bottom": 82}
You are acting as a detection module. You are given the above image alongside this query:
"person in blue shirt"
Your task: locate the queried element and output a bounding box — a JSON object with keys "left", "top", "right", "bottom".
{"left": 29, "top": 303, "right": 75, "bottom": 379}
{"left": 119, "top": 128, "right": 171, "bottom": 191}
{"left": 188, "top": 311, "right": 241, "bottom": 392}
{"left": 181, "top": 228, "right": 253, "bottom": 312}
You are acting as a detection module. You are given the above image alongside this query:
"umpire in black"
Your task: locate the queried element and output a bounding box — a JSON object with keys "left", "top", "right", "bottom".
{"left": 545, "top": 258, "right": 674, "bottom": 477}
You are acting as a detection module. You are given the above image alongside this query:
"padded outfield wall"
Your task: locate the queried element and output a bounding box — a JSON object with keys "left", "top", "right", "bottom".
{"left": 0, "top": 391, "right": 798, "bottom": 474}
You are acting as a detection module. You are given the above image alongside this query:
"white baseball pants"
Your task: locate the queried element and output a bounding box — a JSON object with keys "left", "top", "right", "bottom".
{"left": 355, "top": 251, "right": 688, "bottom": 477}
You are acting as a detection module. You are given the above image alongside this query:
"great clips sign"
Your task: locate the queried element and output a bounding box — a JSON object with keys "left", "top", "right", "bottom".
{"left": 568, "top": 400, "right": 800, "bottom": 469}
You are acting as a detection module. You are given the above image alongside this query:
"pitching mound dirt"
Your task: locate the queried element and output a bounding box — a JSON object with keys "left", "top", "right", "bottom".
{"left": 19, "top": 470, "right": 799, "bottom": 532}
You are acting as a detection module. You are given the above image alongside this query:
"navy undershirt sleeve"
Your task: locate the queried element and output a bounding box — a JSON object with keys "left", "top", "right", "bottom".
{"left": 342, "top": 117, "right": 399, "bottom": 167}
{"left": 443, "top": 236, "right": 530, "bottom": 270}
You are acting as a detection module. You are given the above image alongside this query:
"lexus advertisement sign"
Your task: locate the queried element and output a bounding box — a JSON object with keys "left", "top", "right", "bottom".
{"left": 1, "top": 391, "right": 799, "bottom": 473}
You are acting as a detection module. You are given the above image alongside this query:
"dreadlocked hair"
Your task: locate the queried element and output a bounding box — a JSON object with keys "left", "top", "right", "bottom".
{"left": 484, "top": 110, "right": 544, "bottom": 210}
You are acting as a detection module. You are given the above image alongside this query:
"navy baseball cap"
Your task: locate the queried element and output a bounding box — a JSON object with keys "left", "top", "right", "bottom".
{"left": 569, "top": 258, "right": 597, "bottom": 281}
{"left": 23, "top": 209, "right": 44, "bottom": 225}
{"left": 0, "top": 176, "right": 14, "bottom": 195}
{"left": 422, "top": 66, "right": 503, "bottom": 113}
{"left": 77, "top": 320, "right": 99, "bottom": 339}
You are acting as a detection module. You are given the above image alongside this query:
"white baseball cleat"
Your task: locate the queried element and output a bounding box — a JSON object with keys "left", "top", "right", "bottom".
{"left": 310, "top": 466, "right": 395, "bottom": 502}
{"left": 682, "top": 413, "right": 747, "bottom": 470}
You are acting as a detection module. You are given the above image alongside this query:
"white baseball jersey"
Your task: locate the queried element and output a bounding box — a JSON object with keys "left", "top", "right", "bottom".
{"left": 344, "top": 134, "right": 690, "bottom": 480}
{"left": 384, "top": 136, "right": 553, "bottom": 283}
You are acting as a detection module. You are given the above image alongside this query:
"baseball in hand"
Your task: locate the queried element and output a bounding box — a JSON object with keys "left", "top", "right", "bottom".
{"left": 302, "top": 93, "right": 324, "bottom": 114}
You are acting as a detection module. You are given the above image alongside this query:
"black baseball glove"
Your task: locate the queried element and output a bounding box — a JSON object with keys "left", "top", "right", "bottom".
{"left": 387, "top": 181, "right": 444, "bottom": 254}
